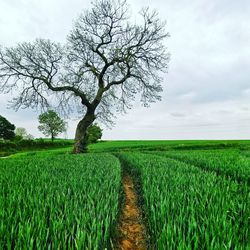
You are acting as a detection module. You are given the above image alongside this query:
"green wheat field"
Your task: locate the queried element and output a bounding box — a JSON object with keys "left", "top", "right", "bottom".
{"left": 0, "top": 140, "right": 250, "bottom": 249}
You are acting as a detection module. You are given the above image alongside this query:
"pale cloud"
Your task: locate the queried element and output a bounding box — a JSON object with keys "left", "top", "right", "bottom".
{"left": 170, "top": 112, "right": 187, "bottom": 118}
{"left": 0, "top": 0, "right": 250, "bottom": 139}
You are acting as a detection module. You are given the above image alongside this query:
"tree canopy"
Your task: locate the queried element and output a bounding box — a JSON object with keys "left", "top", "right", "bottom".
{"left": 38, "top": 110, "right": 67, "bottom": 142}
{"left": 15, "top": 127, "right": 27, "bottom": 138}
{"left": 15, "top": 127, "right": 34, "bottom": 140}
{"left": 0, "top": 0, "right": 170, "bottom": 152}
{"left": 87, "top": 123, "right": 103, "bottom": 144}
{"left": 0, "top": 115, "right": 15, "bottom": 140}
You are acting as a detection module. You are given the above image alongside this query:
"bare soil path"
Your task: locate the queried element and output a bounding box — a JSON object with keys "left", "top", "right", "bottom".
{"left": 116, "top": 174, "right": 148, "bottom": 250}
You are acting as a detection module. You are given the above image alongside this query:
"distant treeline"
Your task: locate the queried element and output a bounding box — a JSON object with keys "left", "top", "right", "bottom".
{"left": 0, "top": 139, "right": 74, "bottom": 157}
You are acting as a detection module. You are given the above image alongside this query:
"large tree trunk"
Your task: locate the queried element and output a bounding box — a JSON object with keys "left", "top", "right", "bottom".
{"left": 73, "top": 110, "right": 96, "bottom": 153}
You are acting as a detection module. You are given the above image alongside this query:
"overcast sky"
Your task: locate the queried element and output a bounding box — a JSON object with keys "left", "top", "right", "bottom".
{"left": 0, "top": 0, "right": 250, "bottom": 140}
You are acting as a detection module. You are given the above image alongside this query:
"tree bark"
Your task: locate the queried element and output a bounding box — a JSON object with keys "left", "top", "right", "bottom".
{"left": 73, "top": 110, "right": 96, "bottom": 153}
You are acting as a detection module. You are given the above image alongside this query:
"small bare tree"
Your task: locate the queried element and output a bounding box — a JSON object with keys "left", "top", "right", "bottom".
{"left": 0, "top": 0, "right": 170, "bottom": 153}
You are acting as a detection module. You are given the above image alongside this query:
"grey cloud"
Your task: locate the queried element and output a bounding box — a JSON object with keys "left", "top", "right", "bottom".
{"left": 0, "top": 0, "right": 250, "bottom": 139}
{"left": 170, "top": 112, "right": 187, "bottom": 117}
{"left": 241, "top": 107, "right": 250, "bottom": 111}
{"left": 215, "top": 110, "right": 233, "bottom": 116}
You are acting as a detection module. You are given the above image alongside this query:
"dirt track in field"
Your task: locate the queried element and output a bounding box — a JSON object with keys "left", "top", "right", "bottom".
{"left": 116, "top": 175, "right": 147, "bottom": 250}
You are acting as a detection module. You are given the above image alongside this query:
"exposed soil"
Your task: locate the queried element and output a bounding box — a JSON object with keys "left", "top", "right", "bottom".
{"left": 116, "top": 174, "right": 147, "bottom": 250}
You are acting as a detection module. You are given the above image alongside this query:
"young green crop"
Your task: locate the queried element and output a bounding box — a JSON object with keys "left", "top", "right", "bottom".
{"left": 118, "top": 152, "right": 250, "bottom": 249}
{"left": 155, "top": 150, "right": 250, "bottom": 183}
{"left": 0, "top": 153, "right": 121, "bottom": 249}
{"left": 89, "top": 140, "right": 250, "bottom": 153}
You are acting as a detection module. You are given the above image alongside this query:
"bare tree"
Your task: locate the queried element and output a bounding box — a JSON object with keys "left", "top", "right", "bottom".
{"left": 0, "top": 0, "right": 170, "bottom": 153}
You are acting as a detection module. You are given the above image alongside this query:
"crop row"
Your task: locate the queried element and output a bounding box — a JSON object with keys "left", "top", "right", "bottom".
{"left": 0, "top": 153, "right": 121, "bottom": 249}
{"left": 153, "top": 150, "right": 250, "bottom": 183}
{"left": 118, "top": 152, "right": 250, "bottom": 249}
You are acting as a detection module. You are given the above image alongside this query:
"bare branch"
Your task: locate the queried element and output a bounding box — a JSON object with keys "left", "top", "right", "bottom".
{"left": 0, "top": 0, "right": 170, "bottom": 128}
